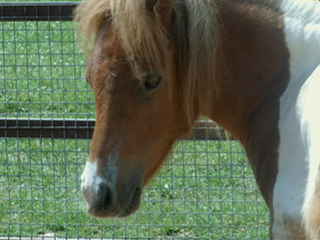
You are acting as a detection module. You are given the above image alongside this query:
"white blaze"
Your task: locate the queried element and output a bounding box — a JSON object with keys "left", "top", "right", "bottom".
{"left": 81, "top": 161, "right": 104, "bottom": 193}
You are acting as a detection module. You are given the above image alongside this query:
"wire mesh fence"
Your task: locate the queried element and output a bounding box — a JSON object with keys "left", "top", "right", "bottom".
{"left": 0, "top": 2, "right": 269, "bottom": 239}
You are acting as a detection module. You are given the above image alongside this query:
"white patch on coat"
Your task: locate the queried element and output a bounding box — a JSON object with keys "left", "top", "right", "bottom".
{"left": 272, "top": 0, "right": 320, "bottom": 239}
{"left": 299, "top": 65, "right": 320, "bottom": 238}
{"left": 273, "top": 0, "right": 320, "bottom": 238}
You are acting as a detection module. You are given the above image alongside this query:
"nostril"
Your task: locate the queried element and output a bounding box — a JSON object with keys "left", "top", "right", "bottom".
{"left": 97, "top": 183, "right": 107, "bottom": 196}
{"left": 96, "top": 183, "right": 113, "bottom": 211}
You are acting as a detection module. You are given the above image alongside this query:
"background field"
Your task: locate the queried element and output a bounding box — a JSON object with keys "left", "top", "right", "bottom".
{"left": 0, "top": 2, "right": 269, "bottom": 239}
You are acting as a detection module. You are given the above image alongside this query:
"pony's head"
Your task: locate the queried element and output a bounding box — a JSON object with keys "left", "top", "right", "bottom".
{"left": 75, "top": 0, "right": 218, "bottom": 217}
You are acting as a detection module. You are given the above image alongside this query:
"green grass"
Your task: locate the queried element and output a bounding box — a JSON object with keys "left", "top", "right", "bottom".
{"left": 0, "top": 20, "right": 93, "bottom": 119}
{"left": 0, "top": 140, "right": 269, "bottom": 239}
{"left": 0, "top": 4, "right": 269, "bottom": 240}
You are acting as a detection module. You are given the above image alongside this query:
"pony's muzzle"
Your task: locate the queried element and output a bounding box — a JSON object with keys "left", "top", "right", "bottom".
{"left": 82, "top": 182, "right": 142, "bottom": 218}
{"left": 83, "top": 182, "right": 115, "bottom": 217}
{"left": 81, "top": 160, "right": 143, "bottom": 218}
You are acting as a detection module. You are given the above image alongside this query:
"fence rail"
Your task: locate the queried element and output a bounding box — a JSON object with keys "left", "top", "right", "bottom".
{"left": 0, "top": 2, "right": 77, "bottom": 21}
{"left": 0, "top": 118, "right": 224, "bottom": 140}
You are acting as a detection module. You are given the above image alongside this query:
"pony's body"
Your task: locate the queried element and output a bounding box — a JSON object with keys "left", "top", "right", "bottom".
{"left": 75, "top": 0, "right": 320, "bottom": 239}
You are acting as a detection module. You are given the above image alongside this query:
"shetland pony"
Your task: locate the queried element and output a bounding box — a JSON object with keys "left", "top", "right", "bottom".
{"left": 74, "top": 0, "right": 320, "bottom": 239}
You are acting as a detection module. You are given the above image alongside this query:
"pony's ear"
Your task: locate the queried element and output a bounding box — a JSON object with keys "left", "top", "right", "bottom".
{"left": 146, "top": 0, "right": 173, "bottom": 18}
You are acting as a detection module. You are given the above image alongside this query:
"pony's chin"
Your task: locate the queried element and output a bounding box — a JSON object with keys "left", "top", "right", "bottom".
{"left": 88, "top": 187, "right": 142, "bottom": 218}
{"left": 118, "top": 187, "right": 142, "bottom": 217}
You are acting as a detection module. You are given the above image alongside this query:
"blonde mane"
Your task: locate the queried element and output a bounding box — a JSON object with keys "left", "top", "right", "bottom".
{"left": 74, "top": 0, "right": 219, "bottom": 125}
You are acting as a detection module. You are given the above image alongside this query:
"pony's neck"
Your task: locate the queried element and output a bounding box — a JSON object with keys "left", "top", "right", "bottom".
{"left": 200, "top": 1, "right": 290, "bottom": 207}
{"left": 203, "top": 1, "right": 289, "bottom": 146}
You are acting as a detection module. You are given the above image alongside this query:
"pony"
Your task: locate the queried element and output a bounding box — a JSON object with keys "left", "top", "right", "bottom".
{"left": 74, "top": 0, "right": 320, "bottom": 238}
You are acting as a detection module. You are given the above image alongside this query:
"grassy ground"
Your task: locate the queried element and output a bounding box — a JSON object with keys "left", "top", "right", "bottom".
{"left": 0, "top": 139, "right": 269, "bottom": 239}
{"left": 0, "top": 4, "right": 269, "bottom": 240}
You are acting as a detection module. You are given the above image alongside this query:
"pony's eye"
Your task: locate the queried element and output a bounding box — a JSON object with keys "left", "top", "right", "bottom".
{"left": 141, "top": 74, "right": 162, "bottom": 92}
